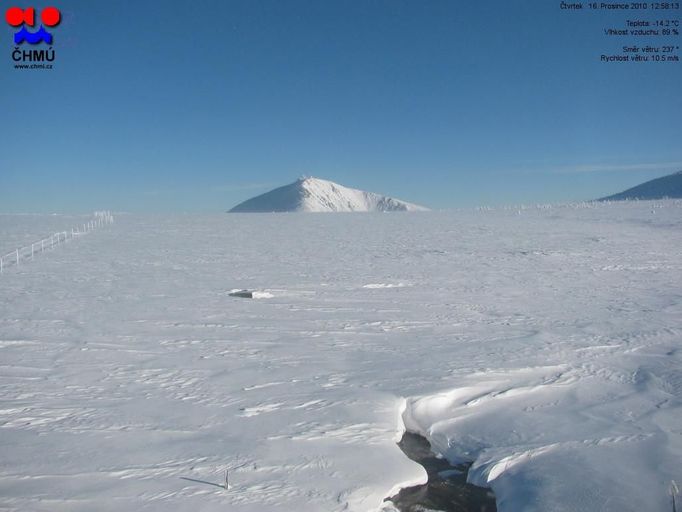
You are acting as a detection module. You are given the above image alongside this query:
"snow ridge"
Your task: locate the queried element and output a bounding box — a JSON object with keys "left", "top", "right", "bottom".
{"left": 229, "top": 177, "right": 428, "bottom": 213}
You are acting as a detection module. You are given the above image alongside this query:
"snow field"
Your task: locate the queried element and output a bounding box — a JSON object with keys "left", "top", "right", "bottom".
{"left": 0, "top": 212, "right": 113, "bottom": 275}
{"left": 0, "top": 201, "right": 681, "bottom": 511}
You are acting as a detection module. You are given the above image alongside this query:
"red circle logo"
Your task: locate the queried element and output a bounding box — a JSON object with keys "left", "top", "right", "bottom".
{"left": 41, "top": 6, "right": 60, "bottom": 27}
{"left": 5, "top": 6, "right": 34, "bottom": 26}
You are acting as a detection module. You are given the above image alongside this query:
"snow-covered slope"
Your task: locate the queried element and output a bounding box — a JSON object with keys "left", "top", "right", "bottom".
{"left": 599, "top": 170, "right": 682, "bottom": 200}
{"left": 229, "top": 177, "right": 428, "bottom": 212}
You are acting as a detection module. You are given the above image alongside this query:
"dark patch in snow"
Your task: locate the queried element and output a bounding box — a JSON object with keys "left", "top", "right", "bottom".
{"left": 229, "top": 290, "right": 254, "bottom": 298}
{"left": 386, "top": 432, "right": 496, "bottom": 512}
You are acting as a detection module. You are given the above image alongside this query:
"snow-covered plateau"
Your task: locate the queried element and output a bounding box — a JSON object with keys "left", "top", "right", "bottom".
{"left": 1, "top": 201, "right": 681, "bottom": 512}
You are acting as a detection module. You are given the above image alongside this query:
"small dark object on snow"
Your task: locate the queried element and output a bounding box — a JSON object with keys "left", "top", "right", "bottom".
{"left": 229, "top": 290, "right": 254, "bottom": 298}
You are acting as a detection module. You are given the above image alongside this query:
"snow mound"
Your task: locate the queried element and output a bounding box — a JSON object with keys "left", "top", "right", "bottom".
{"left": 362, "top": 283, "right": 410, "bottom": 289}
{"left": 228, "top": 289, "right": 274, "bottom": 299}
{"left": 228, "top": 177, "right": 429, "bottom": 213}
{"left": 401, "top": 358, "right": 682, "bottom": 512}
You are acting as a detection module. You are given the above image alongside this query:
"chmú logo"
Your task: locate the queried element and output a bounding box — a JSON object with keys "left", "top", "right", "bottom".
{"left": 6, "top": 6, "right": 60, "bottom": 69}
{"left": 6, "top": 6, "right": 60, "bottom": 43}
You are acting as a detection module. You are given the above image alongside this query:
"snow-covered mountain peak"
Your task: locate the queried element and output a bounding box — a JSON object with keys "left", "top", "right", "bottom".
{"left": 229, "top": 177, "right": 428, "bottom": 213}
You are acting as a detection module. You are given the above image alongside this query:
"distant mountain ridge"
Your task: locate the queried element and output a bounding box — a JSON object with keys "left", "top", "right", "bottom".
{"left": 228, "top": 177, "right": 429, "bottom": 212}
{"left": 599, "top": 170, "right": 682, "bottom": 201}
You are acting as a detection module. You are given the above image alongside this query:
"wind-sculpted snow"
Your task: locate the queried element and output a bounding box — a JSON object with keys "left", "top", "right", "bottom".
{"left": 0, "top": 201, "right": 681, "bottom": 511}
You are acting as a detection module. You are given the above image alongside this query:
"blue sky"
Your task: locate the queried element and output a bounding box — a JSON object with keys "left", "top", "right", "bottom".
{"left": 1, "top": 0, "right": 681, "bottom": 212}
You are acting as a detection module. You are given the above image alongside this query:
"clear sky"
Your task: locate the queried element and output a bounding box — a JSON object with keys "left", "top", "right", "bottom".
{"left": 2, "top": 0, "right": 681, "bottom": 212}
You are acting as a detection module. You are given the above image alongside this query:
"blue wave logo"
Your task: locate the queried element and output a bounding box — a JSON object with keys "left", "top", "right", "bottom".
{"left": 13, "top": 25, "right": 53, "bottom": 44}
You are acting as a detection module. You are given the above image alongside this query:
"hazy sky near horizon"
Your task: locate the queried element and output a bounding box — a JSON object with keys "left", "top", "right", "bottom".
{"left": 2, "top": 0, "right": 681, "bottom": 212}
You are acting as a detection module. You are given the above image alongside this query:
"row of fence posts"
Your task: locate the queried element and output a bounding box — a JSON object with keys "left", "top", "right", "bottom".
{"left": 0, "top": 211, "right": 114, "bottom": 275}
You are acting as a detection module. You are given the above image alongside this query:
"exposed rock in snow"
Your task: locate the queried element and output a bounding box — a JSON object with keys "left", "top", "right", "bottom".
{"left": 228, "top": 177, "right": 429, "bottom": 212}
